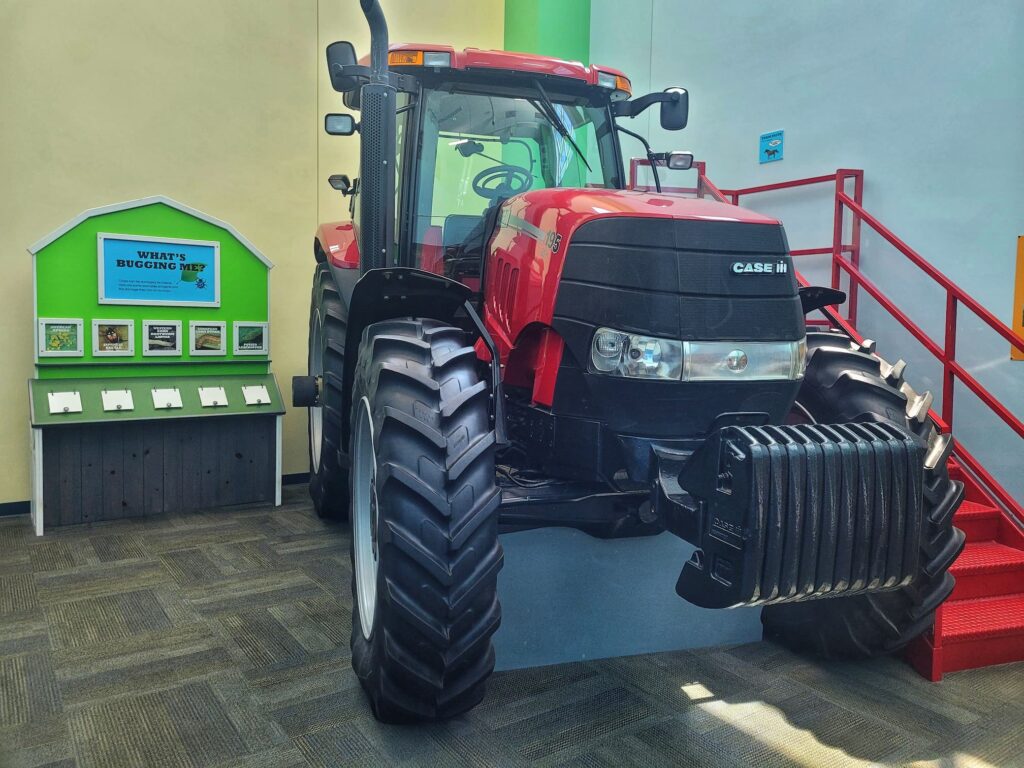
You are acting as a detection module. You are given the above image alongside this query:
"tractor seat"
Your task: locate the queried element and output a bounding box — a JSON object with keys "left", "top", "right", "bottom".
{"left": 442, "top": 214, "right": 485, "bottom": 251}
{"left": 442, "top": 207, "right": 503, "bottom": 292}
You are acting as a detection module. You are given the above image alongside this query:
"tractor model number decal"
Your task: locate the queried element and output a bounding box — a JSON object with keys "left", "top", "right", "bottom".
{"left": 731, "top": 260, "right": 789, "bottom": 274}
{"left": 502, "top": 212, "right": 562, "bottom": 253}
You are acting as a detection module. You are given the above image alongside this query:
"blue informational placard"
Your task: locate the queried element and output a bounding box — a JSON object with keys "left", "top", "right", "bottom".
{"left": 98, "top": 234, "right": 220, "bottom": 307}
{"left": 759, "top": 130, "right": 784, "bottom": 164}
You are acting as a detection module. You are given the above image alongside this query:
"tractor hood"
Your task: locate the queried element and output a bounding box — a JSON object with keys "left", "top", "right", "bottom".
{"left": 486, "top": 186, "right": 785, "bottom": 336}
{"left": 497, "top": 187, "right": 779, "bottom": 246}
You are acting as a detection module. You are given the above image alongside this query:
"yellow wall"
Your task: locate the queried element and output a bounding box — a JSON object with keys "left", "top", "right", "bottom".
{"left": 0, "top": 0, "right": 503, "bottom": 504}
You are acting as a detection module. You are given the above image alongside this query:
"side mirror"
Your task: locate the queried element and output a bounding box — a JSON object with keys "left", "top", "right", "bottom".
{"left": 660, "top": 88, "right": 688, "bottom": 131}
{"left": 328, "top": 174, "right": 352, "bottom": 194}
{"left": 324, "top": 113, "right": 356, "bottom": 136}
{"left": 326, "top": 41, "right": 359, "bottom": 92}
{"left": 666, "top": 151, "right": 693, "bottom": 170}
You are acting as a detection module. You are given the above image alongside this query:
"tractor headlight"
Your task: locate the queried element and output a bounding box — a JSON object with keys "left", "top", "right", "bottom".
{"left": 590, "top": 328, "right": 683, "bottom": 380}
{"left": 590, "top": 329, "right": 805, "bottom": 382}
{"left": 683, "top": 339, "right": 807, "bottom": 381}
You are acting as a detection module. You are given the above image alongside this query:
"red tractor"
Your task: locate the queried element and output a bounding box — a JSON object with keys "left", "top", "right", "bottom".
{"left": 293, "top": 0, "right": 964, "bottom": 723}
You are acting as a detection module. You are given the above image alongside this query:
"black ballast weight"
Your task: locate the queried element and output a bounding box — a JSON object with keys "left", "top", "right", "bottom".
{"left": 658, "top": 422, "right": 925, "bottom": 609}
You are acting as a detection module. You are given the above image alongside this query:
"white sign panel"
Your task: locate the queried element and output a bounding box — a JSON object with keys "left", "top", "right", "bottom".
{"left": 101, "top": 389, "right": 134, "bottom": 412}
{"left": 47, "top": 391, "right": 82, "bottom": 415}
{"left": 242, "top": 384, "right": 270, "bottom": 406}
{"left": 151, "top": 387, "right": 183, "bottom": 409}
{"left": 198, "top": 386, "right": 228, "bottom": 407}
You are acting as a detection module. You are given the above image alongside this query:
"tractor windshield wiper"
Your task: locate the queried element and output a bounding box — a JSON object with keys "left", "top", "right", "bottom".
{"left": 528, "top": 80, "right": 592, "bottom": 173}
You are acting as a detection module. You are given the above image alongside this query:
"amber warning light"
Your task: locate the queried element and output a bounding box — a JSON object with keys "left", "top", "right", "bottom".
{"left": 388, "top": 50, "right": 452, "bottom": 67}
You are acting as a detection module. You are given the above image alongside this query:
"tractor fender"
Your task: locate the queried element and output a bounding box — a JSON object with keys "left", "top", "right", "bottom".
{"left": 315, "top": 222, "right": 360, "bottom": 270}
{"left": 340, "top": 268, "right": 476, "bottom": 442}
{"left": 313, "top": 226, "right": 361, "bottom": 317}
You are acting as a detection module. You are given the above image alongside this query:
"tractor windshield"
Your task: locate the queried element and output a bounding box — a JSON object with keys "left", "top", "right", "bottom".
{"left": 408, "top": 87, "right": 620, "bottom": 285}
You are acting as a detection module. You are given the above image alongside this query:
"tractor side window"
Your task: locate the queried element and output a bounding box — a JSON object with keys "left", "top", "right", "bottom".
{"left": 410, "top": 88, "right": 618, "bottom": 286}
{"left": 393, "top": 92, "right": 410, "bottom": 261}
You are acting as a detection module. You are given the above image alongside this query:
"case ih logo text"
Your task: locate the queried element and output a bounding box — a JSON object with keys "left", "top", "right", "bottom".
{"left": 731, "top": 260, "right": 788, "bottom": 274}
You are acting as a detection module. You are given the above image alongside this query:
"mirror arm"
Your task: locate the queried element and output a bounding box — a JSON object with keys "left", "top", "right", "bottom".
{"left": 329, "top": 63, "right": 419, "bottom": 93}
{"left": 613, "top": 90, "right": 680, "bottom": 119}
{"left": 616, "top": 124, "right": 662, "bottom": 193}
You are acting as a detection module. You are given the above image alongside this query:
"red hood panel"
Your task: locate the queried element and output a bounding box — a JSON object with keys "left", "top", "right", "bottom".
{"left": 511, "top": 188, "right": 779, "bottom": 228}
{"left": 483, "top": 188, "right": 784, "bottom": 405}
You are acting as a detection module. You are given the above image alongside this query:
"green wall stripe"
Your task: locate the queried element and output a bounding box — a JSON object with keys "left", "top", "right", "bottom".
{"left": 504, "top": 0, "right": 591, "bottom": 63}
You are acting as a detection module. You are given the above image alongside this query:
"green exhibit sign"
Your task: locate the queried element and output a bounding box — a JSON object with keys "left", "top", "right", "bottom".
{"left": 29, "top": 195, "right": 272, "bottom": 379}
{"left": 27, "top": 196, "right": 282, "bottom": 535}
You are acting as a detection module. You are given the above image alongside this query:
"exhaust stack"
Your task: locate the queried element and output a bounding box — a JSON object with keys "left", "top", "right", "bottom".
{"left": 357, "top": 0, "right": 396, "bottom": 272}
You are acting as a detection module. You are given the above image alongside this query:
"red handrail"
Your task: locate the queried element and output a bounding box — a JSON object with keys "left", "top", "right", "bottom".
{"left": 718, "top": 167, "right": 1024, "bottom": 519}
{"left": 628, "top": 158, "right": 730, "bottom": 203}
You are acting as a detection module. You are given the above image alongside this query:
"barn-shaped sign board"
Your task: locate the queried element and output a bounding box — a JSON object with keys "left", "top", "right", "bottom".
{"left": 27, "top": 197, "right": 283, "bottom": 535}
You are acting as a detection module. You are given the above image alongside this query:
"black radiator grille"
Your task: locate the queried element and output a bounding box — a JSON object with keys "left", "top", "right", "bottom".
{"left": 554, "top": 217, "right": 804, "bottom": 342}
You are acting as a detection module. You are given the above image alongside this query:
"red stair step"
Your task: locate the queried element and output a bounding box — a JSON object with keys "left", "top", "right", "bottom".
{"left": 954, "top": 500, "right": 1001, "bottom": 542}
{"left": 940, "top": 593, "right": 1024, "bottom": 674}
{"left": 947, "top": 463, "right": 992, "bottom": 504}
{"left": 950, "top": 541, "right": 1024, "bottom": 600}
{"left": 944, "top": 594, "right": 1024, "bottom": 640}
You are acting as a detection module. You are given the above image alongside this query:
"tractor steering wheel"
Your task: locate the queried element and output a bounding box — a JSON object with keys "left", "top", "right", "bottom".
{"left": 472, "top": 165, "right": 533, "bottom": 201}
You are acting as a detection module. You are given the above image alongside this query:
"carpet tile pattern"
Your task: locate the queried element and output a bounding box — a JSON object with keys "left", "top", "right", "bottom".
{"left": 0, "top": 486, "right": 1021, "bottom": 768}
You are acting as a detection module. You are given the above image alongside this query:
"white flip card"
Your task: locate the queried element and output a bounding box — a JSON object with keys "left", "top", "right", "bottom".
{"left": 241, "top": 384, "right": 270, "bottom": 406}
{"left": 151, "top": 387, "right": 183, "bottom": 409}
{"left": 198, "top": 386, "right": 228, "bottom": 407}
{"left": 101, "top": 389, "right": 134, "bottom": 412}
{"left": 47, "top": 391, "right": 82, "bottom": 415}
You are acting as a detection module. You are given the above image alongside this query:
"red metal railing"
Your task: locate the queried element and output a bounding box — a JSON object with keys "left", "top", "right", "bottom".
{"left": 628, "top": 158, "right": 731, "bottom": 203}
{"left": 717, "top": 169, "right": 1024, "bottom": 520}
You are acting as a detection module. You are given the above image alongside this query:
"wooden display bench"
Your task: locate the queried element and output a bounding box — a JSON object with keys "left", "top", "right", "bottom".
{"left": 28, "top": 375, "right": 283, "bottom": 535}
{"left": 26, "top": 196, "right": 280, "bottom": 535}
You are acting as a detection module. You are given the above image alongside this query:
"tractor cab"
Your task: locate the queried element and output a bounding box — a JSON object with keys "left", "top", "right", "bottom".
{"left": 403, "top": 80, "right": 620, "bottom": 290}
{"left": 323, "top": 42, "right": 688, "bottom": 291}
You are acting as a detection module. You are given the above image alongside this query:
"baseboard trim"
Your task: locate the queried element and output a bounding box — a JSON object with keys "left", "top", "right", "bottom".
{"left": 282, "top": 473, "right": 308, "bottom": 486}
{"left": 0, "top": 500, "right": 30, "bottom": 517}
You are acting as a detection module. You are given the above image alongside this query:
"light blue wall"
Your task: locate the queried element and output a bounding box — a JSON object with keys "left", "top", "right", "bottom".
{"left": 592, "top": 0, "right": 1024, "bottom": 502}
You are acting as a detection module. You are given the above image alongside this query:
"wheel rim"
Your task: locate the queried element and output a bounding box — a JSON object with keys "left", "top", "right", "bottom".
{"left": 310, "top": 310, "right": 324, "bottom": 472}
{"left": 352, "top": 396, "right": 379, "bottom": 639}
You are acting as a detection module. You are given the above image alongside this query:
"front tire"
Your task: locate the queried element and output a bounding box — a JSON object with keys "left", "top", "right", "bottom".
{"left": 763, "top": 332, "right": 965, "bottom": 657}
{"left": 349, "top": 318, "right": 503, "bottom": 722}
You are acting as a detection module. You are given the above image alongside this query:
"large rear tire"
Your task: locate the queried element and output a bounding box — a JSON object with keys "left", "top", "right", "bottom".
{"left": 763, "top": 332, "right": 965, "bottom": 657}
{"left": 349, "top": 318, "right": 503, "bottom": 722}
{"left": 308, "top": 262, "right": 350, "bottom": 520}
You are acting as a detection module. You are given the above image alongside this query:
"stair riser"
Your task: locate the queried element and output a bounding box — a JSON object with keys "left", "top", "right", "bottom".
{"left": 950, "top": 569, "right": 1024, "bottom": 601}
{"left": 949, "top": 469, "right": 990, "bottom": 504}
{"left": 955, "top": 516, "right": 999, "bottom": 543}
{"left": 942, "top": 633, "right": 1024, "bottom": 674}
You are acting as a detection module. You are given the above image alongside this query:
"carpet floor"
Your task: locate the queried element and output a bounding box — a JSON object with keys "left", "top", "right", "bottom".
{"left": 1, "top": 486, "right": 1021, "bottom": 768}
